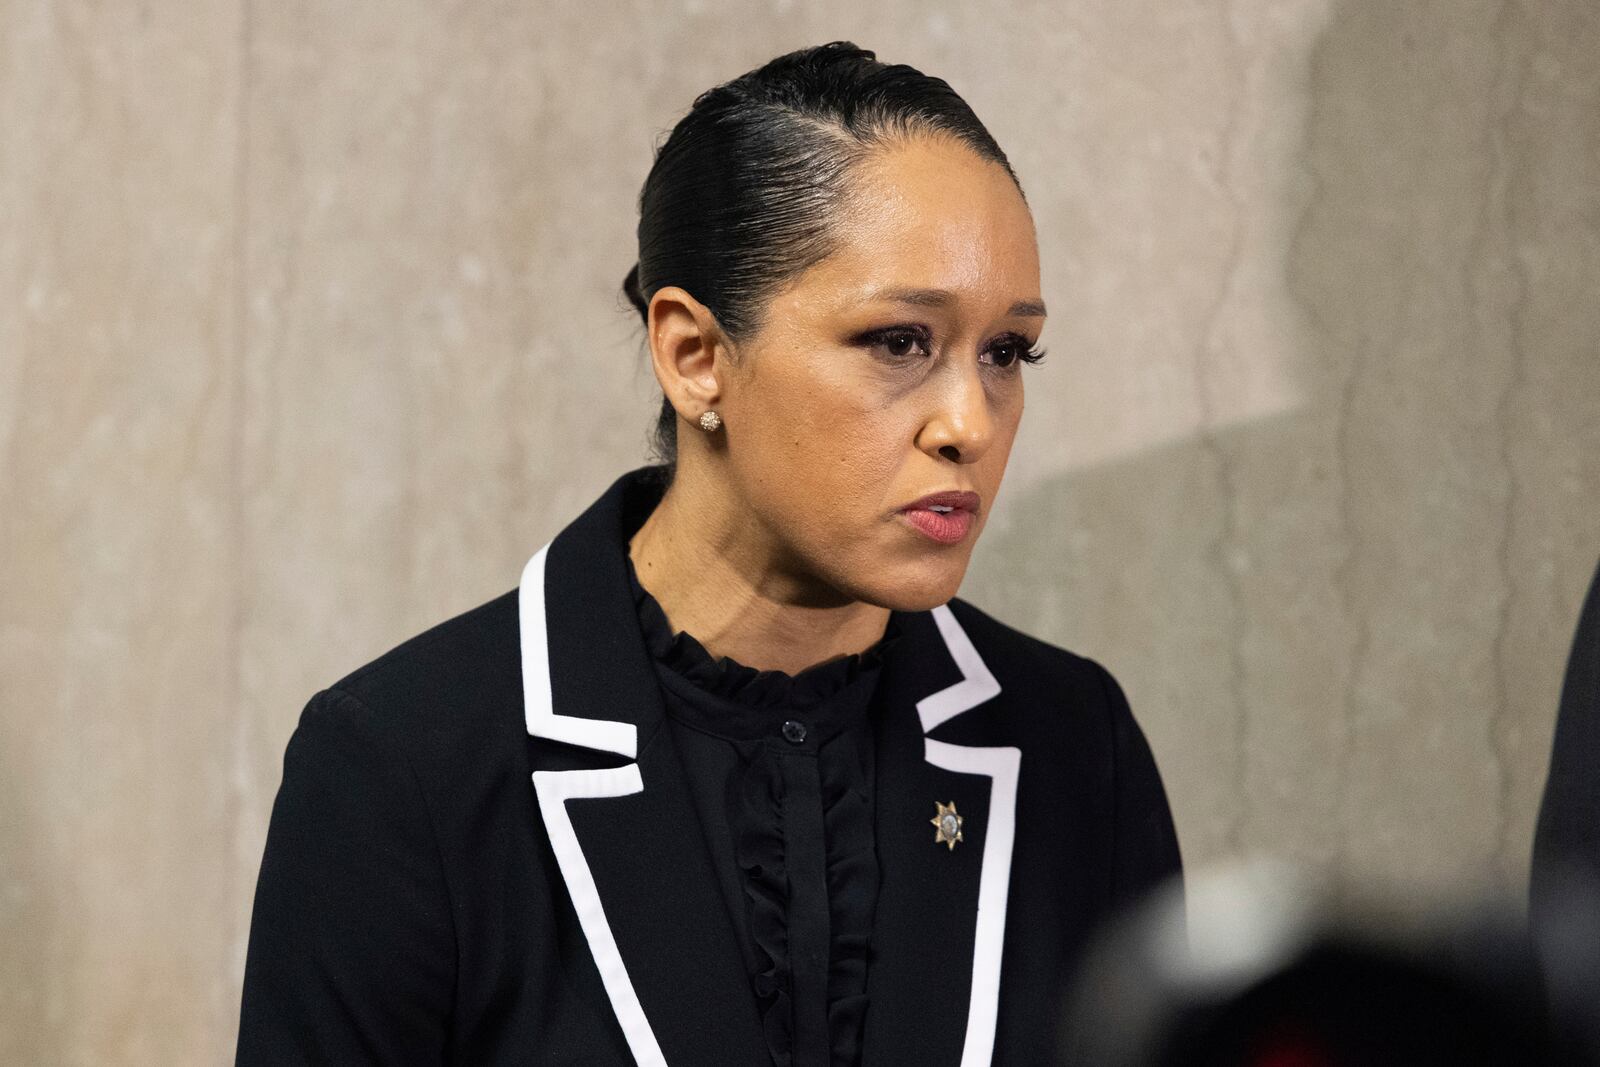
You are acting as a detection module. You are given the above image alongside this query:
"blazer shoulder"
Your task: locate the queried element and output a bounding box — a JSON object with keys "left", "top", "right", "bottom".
{"left": 945, "top": 594, "right": 1116, "bottom": 696}
{"left": 320, "top": 586, "right": 523, "bottom": 734}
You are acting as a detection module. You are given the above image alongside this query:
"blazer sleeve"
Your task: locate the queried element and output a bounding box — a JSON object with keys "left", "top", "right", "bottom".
{"left": 236, "top": 687, "right": 456, "bottom": 1065}
{"left": 1094, "top": 662, "right": 1184, "bottom": 907}
{"left": 1531, "top": 556, "right": 1600, "bottom": 915}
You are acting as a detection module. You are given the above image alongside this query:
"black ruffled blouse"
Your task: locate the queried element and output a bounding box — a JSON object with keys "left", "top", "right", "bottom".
{"left": 625, "top": 554, "right": 904, "bottom": 1067}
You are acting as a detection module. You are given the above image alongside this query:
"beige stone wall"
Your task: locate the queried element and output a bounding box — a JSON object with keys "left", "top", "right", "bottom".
{"left": 3, "top": 0, "right": 1596, "bottom": 1061}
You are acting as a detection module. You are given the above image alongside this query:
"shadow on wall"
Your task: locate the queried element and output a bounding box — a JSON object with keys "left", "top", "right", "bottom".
{"left": 969, "top": 0, "right": 1600, "bottom": 899}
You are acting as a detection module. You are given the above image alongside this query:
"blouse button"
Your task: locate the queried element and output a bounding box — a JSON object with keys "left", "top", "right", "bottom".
{"left": 781, "top": 719, "right": 807, "bottom": 745}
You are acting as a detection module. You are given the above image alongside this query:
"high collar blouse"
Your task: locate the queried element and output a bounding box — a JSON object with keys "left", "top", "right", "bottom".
{"left": 624, "top": 553, "right": 904, "bottom": 1067}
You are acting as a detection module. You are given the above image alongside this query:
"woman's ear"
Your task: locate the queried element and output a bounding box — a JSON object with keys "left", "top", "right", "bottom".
{"left": 646, "top": 286, "right": 726, "bottom": 419}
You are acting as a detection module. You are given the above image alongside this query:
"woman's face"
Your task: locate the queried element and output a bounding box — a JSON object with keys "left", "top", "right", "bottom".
{"left": 678, "top": 135, "right": 1044, "bottom": 613}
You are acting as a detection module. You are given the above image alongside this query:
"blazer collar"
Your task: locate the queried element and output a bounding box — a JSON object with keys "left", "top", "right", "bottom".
{"left": 520, "top": 465, "right": 1021, "bottom": 1067}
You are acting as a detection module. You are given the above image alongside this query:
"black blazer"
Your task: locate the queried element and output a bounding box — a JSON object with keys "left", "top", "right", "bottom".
{"left": 1532, "top": 556, "right": 1600, "bottom": 912}
{"left": 236, "top": 464, "right": 1183, "bottom": 1066}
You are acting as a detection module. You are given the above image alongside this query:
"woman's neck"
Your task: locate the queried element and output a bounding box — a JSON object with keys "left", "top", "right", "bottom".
{"left": 627, "top": 473, "right": 891, "bottom": 677}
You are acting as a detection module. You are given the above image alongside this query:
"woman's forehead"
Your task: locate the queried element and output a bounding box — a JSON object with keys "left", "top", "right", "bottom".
{"left": 791, "top": 143, "right": 1041, "bottom": 319}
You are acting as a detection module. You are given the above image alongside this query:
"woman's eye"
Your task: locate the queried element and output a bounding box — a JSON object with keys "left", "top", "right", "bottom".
{"left": 867, "top": 327, "right": 932, "bottom": 360}
{"left": 860, "top": 325, "right": 1043, "bottom": 368}
{"left": 986, "top": 340, "right": 1024, "bottom": 367}
{"left": 984, "top": 336, "right": 1047, "bottom": 369}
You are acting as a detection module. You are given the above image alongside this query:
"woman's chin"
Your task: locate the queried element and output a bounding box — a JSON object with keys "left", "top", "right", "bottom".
{"left": 862, "top": 562, "right": 969, "bottom": 613}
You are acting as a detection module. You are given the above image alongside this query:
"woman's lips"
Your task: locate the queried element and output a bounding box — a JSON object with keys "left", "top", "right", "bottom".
{"left": 900, "top": 506, "right": 975, "bottom": 544}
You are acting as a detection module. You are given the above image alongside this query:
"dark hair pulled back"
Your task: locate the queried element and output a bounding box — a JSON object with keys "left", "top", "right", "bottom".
{"left": 623, "top": 41, "right": 1020, "bottom": 480}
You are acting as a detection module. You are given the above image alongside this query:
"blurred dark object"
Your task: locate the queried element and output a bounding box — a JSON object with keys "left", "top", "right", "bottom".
{"left": 1059, "top": 862, "right": 1599, "bottom": 1066}
{"left": 1529, "top": 866, "right": 1600, "bottom": 1065}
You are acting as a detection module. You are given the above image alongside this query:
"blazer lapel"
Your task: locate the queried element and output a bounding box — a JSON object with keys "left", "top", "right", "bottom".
{"left": 555, "top": 723, "right": 772, "bottom": 1065}
{"left": 520, "top": 466, "right": 1021, "bottom": 1067}
{"left": 863, "top": 606, "right": 1021, "bottom": 1067}
{"left": 521, "top": 470, "right": 766, "bottom": 1067}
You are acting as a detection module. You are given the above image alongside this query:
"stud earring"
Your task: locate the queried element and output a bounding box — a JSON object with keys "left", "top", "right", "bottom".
{"left": 699, "top": 410, "right": 722, "bottom": 432}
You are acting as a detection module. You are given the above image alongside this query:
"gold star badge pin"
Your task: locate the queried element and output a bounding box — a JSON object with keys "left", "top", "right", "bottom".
{"left": 931, "top": 800, "right": 964, "bottom": 850}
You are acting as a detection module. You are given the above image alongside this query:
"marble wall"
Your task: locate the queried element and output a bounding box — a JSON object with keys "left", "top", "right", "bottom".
{"left": 2, "top": 0, "right": 1596, "bottom": 1061}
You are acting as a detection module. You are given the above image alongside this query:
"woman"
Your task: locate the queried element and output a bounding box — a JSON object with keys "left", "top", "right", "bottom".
{"left": 236, "top": 41, "right": 1182, "bottom": 1066}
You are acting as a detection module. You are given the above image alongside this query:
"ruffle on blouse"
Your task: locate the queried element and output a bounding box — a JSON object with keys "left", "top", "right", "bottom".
{"left": 635, "top": 597, "right": 891, "bottom": 712}
{"left": 625, "top": 553, "right": 896, "bottom": 1066}
{"left": 624, "top": 550, "right": 900, "bottom": 717}
{"left": 732, "top": 740, "right": 796, "bottom": 1063}
{"left": 817, "top": 725, "right": 877, "bottom": 1065}
{"left": 727, "top": 728, "right": 881, "bottom": 1066}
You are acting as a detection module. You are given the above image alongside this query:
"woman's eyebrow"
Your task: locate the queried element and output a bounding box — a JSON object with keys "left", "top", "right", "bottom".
{"left": 867, "top": 286, "right": 1047, "bottom": 318}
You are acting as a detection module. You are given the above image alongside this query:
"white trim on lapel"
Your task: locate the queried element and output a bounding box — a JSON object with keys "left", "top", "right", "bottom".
{"left": 919, "top": 603, "right": 1004, "bottom": 732}
{"left": 924, "top": 738, "right": 1021, "bottom": 1067}
{"left": 531, "top": 764, "right": 666, "bottom": 1067}
{"left": 919, "top": 603, "right": 1019, "bottom": 1067}
{"left": 520, "top": 541, "right": 636, "bottom": 758}
{"left": 522, "top": 539, "right": 665, "bottom": 1065}
{"left": 520, "top": 528, "right": 1016, "bottom": 1067}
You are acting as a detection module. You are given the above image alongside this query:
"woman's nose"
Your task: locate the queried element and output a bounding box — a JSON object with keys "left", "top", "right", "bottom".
{"left": 917, "top": 362, "right": 994, "bottom": 464}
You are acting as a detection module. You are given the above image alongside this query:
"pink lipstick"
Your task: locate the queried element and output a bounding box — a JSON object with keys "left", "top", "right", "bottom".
{"left": 898, "top": 490, "right": 980, "bottom": 545}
